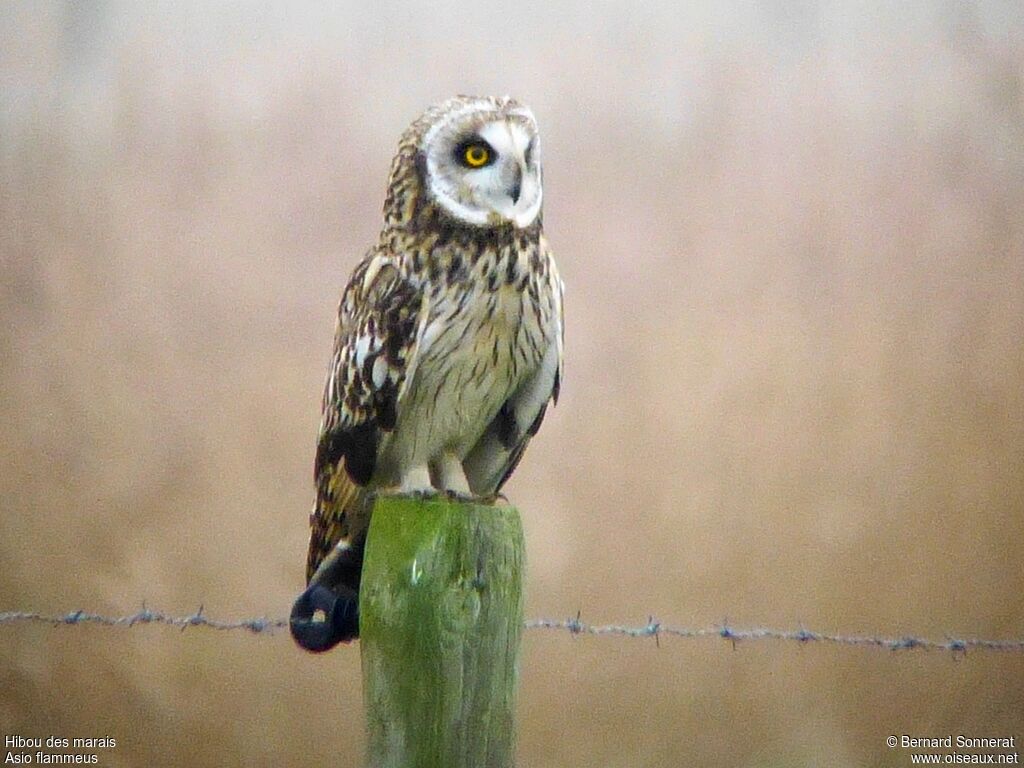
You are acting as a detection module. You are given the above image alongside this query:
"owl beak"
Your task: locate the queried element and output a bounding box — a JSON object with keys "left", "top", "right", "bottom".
{"left": 507, "top": 163, "right": 523, "bottom": 205}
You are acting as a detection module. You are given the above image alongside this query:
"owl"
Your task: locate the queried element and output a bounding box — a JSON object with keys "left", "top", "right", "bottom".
{"left": 289, "top": 96, "right": 564, "bottom": 652}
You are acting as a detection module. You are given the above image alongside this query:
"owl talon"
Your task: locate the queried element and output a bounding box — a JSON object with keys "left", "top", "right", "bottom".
{"left": 408, "top": 488, "right": 441, "bottom": 500}
{"left": 444, "top": 489, "right": 482, "bottom": 504}
{"left": 289, "top": 583, "right": 360, "bottom": 652}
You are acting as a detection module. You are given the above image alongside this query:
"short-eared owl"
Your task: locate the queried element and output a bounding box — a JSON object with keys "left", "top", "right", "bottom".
{"left": 290, "top": 96, "right": 564, "bottom": 652}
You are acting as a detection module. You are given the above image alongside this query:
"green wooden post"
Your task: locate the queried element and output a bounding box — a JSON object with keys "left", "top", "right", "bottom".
{"left": 360, "top": 496, "right": 525, "bottom": 768}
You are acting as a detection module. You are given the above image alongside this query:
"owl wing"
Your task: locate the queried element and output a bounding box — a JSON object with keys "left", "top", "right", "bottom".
{"left": 306, "top": 252, "right": 426, "bottom": 583}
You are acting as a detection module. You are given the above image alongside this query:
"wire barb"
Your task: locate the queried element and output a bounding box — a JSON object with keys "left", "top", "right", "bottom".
{"left": 1, "top": 609, "right": 1023, "bottom": 653}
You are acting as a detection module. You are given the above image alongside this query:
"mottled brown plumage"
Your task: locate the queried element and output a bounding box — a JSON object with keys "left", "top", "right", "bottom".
{"left": 291, "top": 96, "right": 563, "bottom": 651}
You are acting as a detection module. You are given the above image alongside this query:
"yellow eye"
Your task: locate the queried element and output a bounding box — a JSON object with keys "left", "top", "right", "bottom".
{"left": 463, "top": 143, "right": 490, "bottom": 168}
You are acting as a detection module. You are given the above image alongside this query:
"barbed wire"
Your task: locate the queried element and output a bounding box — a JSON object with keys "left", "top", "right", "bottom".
{"left": 2, "top": 607, "right": 1022, "bottom": 653}
{"left": 525, "top": 616, "right": 1024, "bottom": 652}
{"left": 0, "top": 607, "right": 287, "bottom": 634}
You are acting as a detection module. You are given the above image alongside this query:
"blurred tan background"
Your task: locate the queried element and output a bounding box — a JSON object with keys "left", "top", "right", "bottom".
{"left": 2, "top": 1, "right": 1023, "bottom": 766}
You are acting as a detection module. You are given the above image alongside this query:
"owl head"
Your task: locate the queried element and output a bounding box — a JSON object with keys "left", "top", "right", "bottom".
{"left": 388, "top": 96, "right": 543, "bottom": 231}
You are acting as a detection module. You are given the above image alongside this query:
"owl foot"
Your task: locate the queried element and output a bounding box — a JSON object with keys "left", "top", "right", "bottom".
{"left": 289, "top": 583, "right": 360, "bottom": 652}
{"left": 389, "top": 487, "right": 493, "bottom": 505}
{"left": 475, "top": 491, "right": 508, "bottom": 505}
{"left": 394, "top": 488, "right": 492, "bottom": 503}
{"left": 444, "top": 489, "right": 486, "bottom": 504}
{"left": 408, "top": 488, "right": 443, "bottom": 500}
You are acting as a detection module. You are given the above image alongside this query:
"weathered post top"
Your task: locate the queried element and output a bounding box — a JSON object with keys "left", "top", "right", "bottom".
{"left": 360, "top": 495, "right": 525, "bottom": 768}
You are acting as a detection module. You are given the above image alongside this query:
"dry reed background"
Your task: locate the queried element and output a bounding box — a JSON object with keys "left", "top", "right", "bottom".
{"left": 2, "top": 2, "right": 1023, "bottom": 766}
